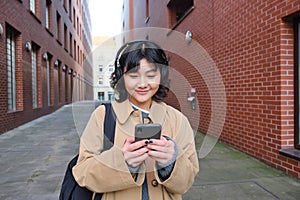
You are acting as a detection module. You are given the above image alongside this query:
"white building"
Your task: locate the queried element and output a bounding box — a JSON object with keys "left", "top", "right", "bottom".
{"left": 92, "top": 37, "right": 118, "bottom": 101}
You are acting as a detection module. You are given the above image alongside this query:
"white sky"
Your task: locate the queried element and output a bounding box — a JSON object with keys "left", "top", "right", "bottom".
{"left": 88, "top": 0, "right": 123, "bottom": 36}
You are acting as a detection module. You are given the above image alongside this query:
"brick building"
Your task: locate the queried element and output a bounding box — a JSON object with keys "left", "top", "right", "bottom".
{"left": 0, "top": 0, "right": 93, "bottom": 134}
{"left": 122, "top": 0, "right": 300, "bottom": 179}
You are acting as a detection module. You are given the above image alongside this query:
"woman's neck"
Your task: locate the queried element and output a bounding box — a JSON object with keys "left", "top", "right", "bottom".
{"left": 130, "top": 102, "right": 150, "bottom": 113}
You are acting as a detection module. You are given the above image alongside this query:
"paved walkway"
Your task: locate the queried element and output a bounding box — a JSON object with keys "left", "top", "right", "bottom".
{"left": 0, "top": 102, "right": 300, "bottom": 200}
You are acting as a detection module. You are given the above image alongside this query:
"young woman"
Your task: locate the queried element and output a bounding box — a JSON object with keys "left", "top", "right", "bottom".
{"left": 72, "top": 40, "right": 199, "bottom": 200}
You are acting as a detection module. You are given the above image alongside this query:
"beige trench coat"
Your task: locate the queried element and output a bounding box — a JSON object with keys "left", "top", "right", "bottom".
{"left": 72, "top": 100, "right": 199, "bottom": 200}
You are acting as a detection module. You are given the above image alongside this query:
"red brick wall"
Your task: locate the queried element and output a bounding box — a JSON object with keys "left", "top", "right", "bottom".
{"left": 127, "top": 0, "right": 300, "bottom": 179}
{"left": 0, "top": 0, "right": 93, "bottom": 134}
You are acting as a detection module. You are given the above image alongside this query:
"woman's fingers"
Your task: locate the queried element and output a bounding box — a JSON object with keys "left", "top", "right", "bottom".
{"left": 147, "top": 137, "right": 175, "bottom": 163}
{"left": 122, "top": 137, "right": 149, "bottom": 167}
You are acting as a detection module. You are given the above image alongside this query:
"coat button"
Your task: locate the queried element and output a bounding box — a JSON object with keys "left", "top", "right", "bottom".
{"left": 151, "top": 179, "right": 158, "bottom": 187}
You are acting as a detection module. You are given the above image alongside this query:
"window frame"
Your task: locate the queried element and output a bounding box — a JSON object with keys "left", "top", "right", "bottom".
{"left": 167, "top": 0, "right": 194, "bottom": 30}
{"left": 45, "top": 0, "right": 52, "bottom": 30}
{"left": 31, "top": 44, "right": 38, "bottom": 109}
{"left": 295, "top": 19, "right": 300, "bottom": 149}
{"left": 30, "top": 0, "right": 36, "bottom": 14}
{"left": 46, "top": 58, "right": 51, "bottom": 106}
{"left": 6, "top": 28, "right": 17, "bottom": 111}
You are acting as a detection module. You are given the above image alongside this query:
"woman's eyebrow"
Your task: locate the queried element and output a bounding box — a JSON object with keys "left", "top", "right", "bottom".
{"left": 146, "top": 68, "right": 158, "bottom": 73}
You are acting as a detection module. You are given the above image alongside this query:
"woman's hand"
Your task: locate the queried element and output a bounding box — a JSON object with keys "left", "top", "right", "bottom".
{"left": 122, "top": 137, "right": 149, "bottom": 167}
{"left": 147, "top": 136, "right": 175, "bottom": 165}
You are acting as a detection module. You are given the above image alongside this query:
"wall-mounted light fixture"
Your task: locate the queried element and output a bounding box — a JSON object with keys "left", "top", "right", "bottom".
{"left": 73, "top": 71, "right": 77, "bottom": 77}
{"left": 0, "top": 23, "right": 3, "bottom": 36}
{"left": 187, "top": 88, "right": 196, "bottom": 110}
{"left": 62, "top": 65, "right": 67, "bottom": 71}
{"left": 54, "top": 60, "right": 59, "bottom": 67}
{"left": 185, "top": 30, "right": 193, "bottom": 43}
{"left": 42, "top": 53, "right": 48, "bottom": 61}
{"left": 68, "top": 69, "right": 72, "bottom": 74}
{"left": 25, "top": 42, "right": 31, "bottom": 52}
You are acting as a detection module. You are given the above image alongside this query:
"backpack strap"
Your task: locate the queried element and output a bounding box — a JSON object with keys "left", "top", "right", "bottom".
{"left": 102, "top": 102, "right": 116, "bottom": 151}
{"left": 93, "top": 103, "right": 116, "bottom": 200}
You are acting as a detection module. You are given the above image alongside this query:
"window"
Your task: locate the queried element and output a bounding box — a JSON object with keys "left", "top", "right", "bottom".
{"left": 78, "top": 74, "right": 81, "bottom": 101}
{"left": 30, "top": 0, "right": 36, "bottom": 13}
{"left": 108, "top": 91, "right": 115, "bottom": 101}
{"left": 46, "top": 57, "right": 51, "bottom": 106}
{"left": 56, "top": 12, "right": 61, "bottom": 42}
{"left": 277, "top": 12, "right": 300, "bottom": 161}
{"left": 73, "top": 8, "right": 76, "bottom": 28}
{"left": 64, "top": 24, "right": 68, "bottom": 50}
{"left": 98, "top": 92, "right": 104, "bottom": 101}
{"left": 77, "top": 45, "right": 79, "bottom": 62}
{"left": 6, "top": 27, "right": 17, "bottom": 111}
{"left": 108, "top": 66, "right": 114, "bottom": 72}
{"left": 98, "top": 76, "right": 103, "bottom": 85}
{"left": 30, "top": 0, "right": 40, "bottom": 17}
{"left": 74, "top": 40, "right": 76, "bottom": 60}
{"left": 61, "top": 67, "right": 66, "bottom": 103}
{"left": 80, "top": 24, "right": 82, "bottom": 39}
{"left": 32, "top": 44, "right": 38, "bottom": 108}
{"left": 145, "top": 0, "right": 149, "bottom": 23}
{"left": 80, "top": 49, "right": 82, "bottom": 64}
{"left": 69, "top": 33, "right": 73, "bottom": 56}
{"left": 63, "top": 0, "right": 67, "bottom": 11}
{"left": 167, "top": 0, "right": 194, "bottom": 28}
{"left": 46, "top": 0, "right": 52, "bottom": 30}
{"left": 69, "top": 0, "right": 72, "bottom": 19}
{"left": 99, "top": 65, "right": 103, "bottom": 72}
{"left": 77, "top": 17, "right": 79, "bottom": 35}
{"left": 283, "top": 11, "right": 300, "bottom": 150}
{"left": 296, "top": 19, "right": 300, "bottom": 149}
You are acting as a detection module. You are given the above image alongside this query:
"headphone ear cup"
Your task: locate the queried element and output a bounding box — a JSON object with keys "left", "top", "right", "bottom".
{"left": 115, "top": 67, "right": 123, "bottom": 78}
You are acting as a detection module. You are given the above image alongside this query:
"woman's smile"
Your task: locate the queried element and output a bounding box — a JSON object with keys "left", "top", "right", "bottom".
{"left": 135, "top": 89, "right": 149, "bottom": 95}
{"left": 124, "top": 58, "right": 161, "bottom": 110}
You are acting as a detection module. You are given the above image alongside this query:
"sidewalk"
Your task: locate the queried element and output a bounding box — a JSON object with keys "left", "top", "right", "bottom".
{"left": 0, "top": 102, "right": 299, "bottom": 200}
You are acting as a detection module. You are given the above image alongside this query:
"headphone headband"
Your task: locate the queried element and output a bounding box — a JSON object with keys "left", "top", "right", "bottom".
{"left": 114, "top": 39, "right": 158, "bottom": 68}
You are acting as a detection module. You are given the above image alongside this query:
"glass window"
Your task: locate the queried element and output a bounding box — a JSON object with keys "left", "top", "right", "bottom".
{"left": 108, "top": 92, "right": 114, "bottom": 101}
{"left": 108, "top": 65, "right": 114, "bottom": 72}
{"left": 64, "top": 24, "right": 68, "bottom": 49}
{"left": 98, "top": 76, "right": 103, "bottom": 85}
{"left": 69, "top": 0, "right": 72, "bottom": 19}
{"left": 167, "top": 0, "right": 194, "bottom": 28}
{"left": 99, "top": 65, "right": 103, "bottom": 72}
{"left": 56, "top": 12, "right": 61, "bottom": 42}
{"left": 98, "top": 92, "right": 104, "bottom": 101}
{"left": 46, "top": 0, "right": 52, "bottom": 29}
{"left": 297, "top": 21, "right": 300, "bottom": 149}
{"left": 32, "top": 45, "right": 38, "bottom": 108}
{"left": 30, "top": 0, "right": 35, "bottom": 13}
{"left": 69, "top": 33, "right": 73, "bottom": 56}
{"left": 46, "top": 58, "right": 51, "bottom": 106}
{"left": 6, "top": 27, "right": 17, "bottom": 111}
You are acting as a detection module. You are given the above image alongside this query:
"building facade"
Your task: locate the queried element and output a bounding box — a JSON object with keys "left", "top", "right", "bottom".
{"left": 122, "top": 0, "right": 300, "bottom": 179}
{"left": 0, "top": 0, "right": 93, "bottom": 134}
{"left": 92, "top": 36, "right": 116, "bottom": 101}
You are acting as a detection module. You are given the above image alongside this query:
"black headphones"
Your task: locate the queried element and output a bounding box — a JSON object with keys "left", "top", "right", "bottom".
{"left": 113, "top": 39, "right": 155, "bottom": 78}
{"left": 114, "top": 39, "right": 151, "bottom": 69}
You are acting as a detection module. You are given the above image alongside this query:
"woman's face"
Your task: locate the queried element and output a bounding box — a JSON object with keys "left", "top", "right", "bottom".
{"left": 124, "top": 58, "right": 161, "bottom": 110}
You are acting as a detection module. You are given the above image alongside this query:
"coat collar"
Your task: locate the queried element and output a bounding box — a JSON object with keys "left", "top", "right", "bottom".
{"left": 112, "top": 99, "right": 167, "bottom": 125}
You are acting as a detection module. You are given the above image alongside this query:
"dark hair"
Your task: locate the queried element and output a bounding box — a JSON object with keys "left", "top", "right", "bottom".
{"left": 110, "top": 40, "right": 170, "bottom": 102}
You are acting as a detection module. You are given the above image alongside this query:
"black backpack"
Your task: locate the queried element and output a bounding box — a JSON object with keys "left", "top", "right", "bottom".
{"left": 59, "top": 103, "right": 116, "bottom": 200}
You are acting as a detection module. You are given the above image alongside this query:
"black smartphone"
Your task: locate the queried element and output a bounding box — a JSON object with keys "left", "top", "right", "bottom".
{"left": 135, "top": 123, "right": 162, "bottom": 142}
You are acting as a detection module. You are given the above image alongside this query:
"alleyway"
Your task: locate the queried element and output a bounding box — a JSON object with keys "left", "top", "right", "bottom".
{"left": 0, "top": 102, "right": 300, "bottom": 200}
